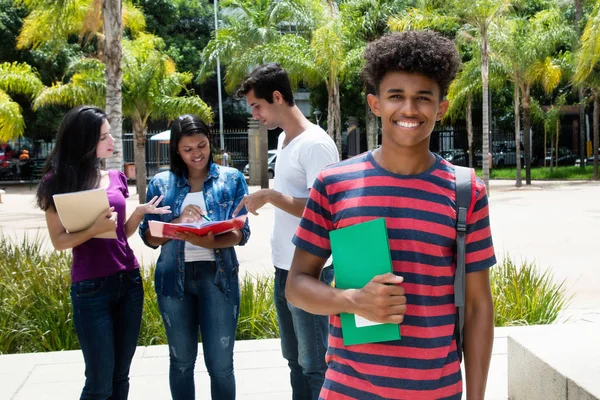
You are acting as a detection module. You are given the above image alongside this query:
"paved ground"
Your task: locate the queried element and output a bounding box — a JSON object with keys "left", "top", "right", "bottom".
{"left": 1, "top": 330, "right": 512, "bottom": 400}
{"left": 1, "top": 178, "right": 599, "bottom": 399}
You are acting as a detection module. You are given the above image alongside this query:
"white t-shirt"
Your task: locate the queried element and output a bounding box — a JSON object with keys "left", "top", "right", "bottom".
{"left": 271, "top": 125, "right": 339, "bottom": 270}
{"left": 180, "top": 192, "right": 216, "bottom": 262}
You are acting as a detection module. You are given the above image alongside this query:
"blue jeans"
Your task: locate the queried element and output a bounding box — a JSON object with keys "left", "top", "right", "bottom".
{"left": 70, "top": 269, "right": 144, "bottom": 400}
{"left": 158, "top": 261, "right": 240, "bottom": 400}
{"left": 274, "top": 266, "right": 333, "bottom": 400}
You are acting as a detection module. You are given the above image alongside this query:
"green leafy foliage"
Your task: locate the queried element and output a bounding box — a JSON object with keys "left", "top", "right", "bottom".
{"left": 492, "top": 254, "right": 571, "bottom": 326}
{"left": 0, "top": 235, "right": 280, "bottom": 354}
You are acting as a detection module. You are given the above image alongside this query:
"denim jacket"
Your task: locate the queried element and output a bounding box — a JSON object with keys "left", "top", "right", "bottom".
{"left": 139, "top": 162, "right": 250, "bottom": 299}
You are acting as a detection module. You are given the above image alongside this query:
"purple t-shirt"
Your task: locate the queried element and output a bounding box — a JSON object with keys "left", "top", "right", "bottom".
{"left": 71, "top": 170, "right": 139, "bottom": 282}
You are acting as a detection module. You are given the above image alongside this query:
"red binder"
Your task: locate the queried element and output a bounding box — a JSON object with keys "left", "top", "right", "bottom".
{"left": 149, "top": 215, "right": 247, "bottom": 239}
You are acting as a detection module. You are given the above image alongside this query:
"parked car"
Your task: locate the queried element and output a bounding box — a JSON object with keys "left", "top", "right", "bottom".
{"left": 545, "top": 148, "right": 577, "bottom": 166}
{"left": 575, "top": 149, "right": 600, "bottom": 167}
{"left": 243, "top": 150, "right": 277, "bottom": 178}
{"left": 491, "top": 141, "right": 526, "bottom": 167}
{"left": 439, "top": 149, "right": 468, "bottom": 166}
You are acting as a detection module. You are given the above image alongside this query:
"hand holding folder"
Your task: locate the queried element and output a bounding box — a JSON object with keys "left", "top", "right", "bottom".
{"left": 53, "top": 188, "right": 117, "bottom": 239}
{"left": 330, "top": 218, "right": 404, "bottom": 346}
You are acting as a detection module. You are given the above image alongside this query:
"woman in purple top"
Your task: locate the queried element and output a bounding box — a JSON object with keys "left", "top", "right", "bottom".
{"left": 36, "top": 106, "right": 170, "bottom": 400}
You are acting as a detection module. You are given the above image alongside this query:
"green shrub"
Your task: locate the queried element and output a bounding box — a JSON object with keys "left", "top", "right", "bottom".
{"left": 0, "top": 235, "right": 279, "bottom": 354}
{"left": 491, "top": 255, "right": 571, "bottom": 326}
{"left": 237, "top": 274, "right": 279, "bottom": 340}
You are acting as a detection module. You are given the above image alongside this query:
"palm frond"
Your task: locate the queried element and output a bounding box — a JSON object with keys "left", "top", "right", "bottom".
{"left": 154, "top": 96, "right": 213, "bottom": 124}
{"left": 16, "top": 0, "right": 96, "bottom": 50}
{"left": 33, "top": 77, "right": 105, "bottom": 110}
{"left": 575, "top": 0, "right": 600, "bottom": 83}
{"left": 123, "top": 0, "right": 146, "bottom": 35}
{"left": 0, "top": 62, "right": 44, "bottom": 100}
{"left": 388, "top": 7, "right": 460, "bottom": 33}
{"left": 0, "top": 90, "right": 26, "bottom": 141}
{"left": 529, "top": 57, "right": 562, "bottom": 94}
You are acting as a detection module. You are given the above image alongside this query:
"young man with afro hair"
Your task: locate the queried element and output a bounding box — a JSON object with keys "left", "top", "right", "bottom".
{"left": 286, "top": 30, "right": 496, "bottom": 399}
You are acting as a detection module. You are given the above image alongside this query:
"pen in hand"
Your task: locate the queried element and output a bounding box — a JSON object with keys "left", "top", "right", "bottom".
{"left": 202, "top": 213, "right": 212, "bottom": 222}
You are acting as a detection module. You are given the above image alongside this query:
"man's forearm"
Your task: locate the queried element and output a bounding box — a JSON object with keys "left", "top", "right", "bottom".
{"left": 464, "top": 301, "right": 494, "bottom": 400}
{"left": 286, "top": 272, "right": 356, "bottom": 316}
{"left": 268, "top": 190, "right": 307, "bottom": 218}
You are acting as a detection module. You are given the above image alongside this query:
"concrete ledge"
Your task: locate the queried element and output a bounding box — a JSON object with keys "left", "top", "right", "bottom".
{"left": 508, "top": 323, "right": 600, "bottom": 400}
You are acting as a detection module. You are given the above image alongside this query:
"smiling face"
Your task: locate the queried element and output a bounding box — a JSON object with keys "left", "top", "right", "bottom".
{"left": 245, "top": 89, "right": 283, "bottom": 130}
{"left": 95, "top": 120, "right": 114, "bottom": 159}
{"left": 368, "top": 71, "right": 448, "bottom": 151}
{"left": 177, "top": 133, "right": 211, "bottom": 173}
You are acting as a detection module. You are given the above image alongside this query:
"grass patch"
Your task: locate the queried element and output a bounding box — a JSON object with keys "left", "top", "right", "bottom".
{"left": 491, "top": 255, "right": 571, "bottom": 326}
{"left": 475, "top": 165, "right": 594, "bottom": 180}
{"left": 0, "top": 235, "right": 279, "bottom": 354}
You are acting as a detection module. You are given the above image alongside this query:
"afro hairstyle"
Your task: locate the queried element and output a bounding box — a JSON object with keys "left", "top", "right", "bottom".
{"left": 361, "top": 30, "right": 461, "bottom": 98}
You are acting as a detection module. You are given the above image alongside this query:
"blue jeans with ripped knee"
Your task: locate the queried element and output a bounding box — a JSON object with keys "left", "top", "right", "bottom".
{"left": 158, "top": 261, "right": 240, "bottom": 400}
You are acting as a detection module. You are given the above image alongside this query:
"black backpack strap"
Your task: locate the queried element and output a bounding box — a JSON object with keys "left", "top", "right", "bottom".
{"left": 454, "top": 165, "right": 472, "bottom": 362}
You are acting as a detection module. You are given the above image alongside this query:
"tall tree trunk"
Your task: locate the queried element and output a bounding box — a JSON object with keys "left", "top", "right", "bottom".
{"left": 521, "top": 84, "right": 532, "bottom": 185}
{"left": 334, "top": 77, "right": 341, "bottom": 157}
{"left": 481, "top": 31, "right": 490, "bottom": 191}
{"left": 103, "top": 0, "right": 123, "bottom": 172}
{"left": 514, "top": 81, "right": 522, "bottom": 187}
{"left": 132, "top": 117, "right": 147, "bottom": 203}
{"left": 543, "top": 125, "right": 547, "bottom": 168}
{"left": 579, "top": 88, "right": 587, "bottom": 168}
{"left": 555, "top": 120, "right": 560, "bottom": 167}
{"left": 574, "top": 0, "right": 586, "bottom": 169}
{"left": 594, "top": 89, "right": 599, "bottom": 181}
{"left": 327, "top": 79, "right": 342, "bottom": 158}
{"left": 550, "top": 134, "right": 554, "bottom": 173}
{"left": 467, "top": 94, "right": 473, "bottom": 168}
{"left": 365, "top": 97, "right": 379, "bottom": 150}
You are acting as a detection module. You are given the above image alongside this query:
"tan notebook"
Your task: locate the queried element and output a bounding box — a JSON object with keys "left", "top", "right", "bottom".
{"left": 53, "top": 188, "right": 117, "bottom": 239}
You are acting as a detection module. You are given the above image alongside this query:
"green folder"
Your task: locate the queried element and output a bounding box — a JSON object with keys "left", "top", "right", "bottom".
{"left": 330, "top": 218, "right": 401, "bottom": 346}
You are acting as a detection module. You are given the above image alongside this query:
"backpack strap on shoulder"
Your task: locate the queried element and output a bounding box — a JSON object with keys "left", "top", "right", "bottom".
{"left": 454, "top": 165, "right": 472, "bottom": 362}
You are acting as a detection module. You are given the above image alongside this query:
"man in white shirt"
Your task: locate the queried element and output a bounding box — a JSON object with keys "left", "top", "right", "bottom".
{"left": 234, "top": 63, "right": 339, "bottom": 400}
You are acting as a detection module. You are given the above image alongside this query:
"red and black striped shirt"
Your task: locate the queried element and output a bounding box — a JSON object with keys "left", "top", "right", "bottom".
{"left": 292, "top": 151, "right": 496, "bottom": 399}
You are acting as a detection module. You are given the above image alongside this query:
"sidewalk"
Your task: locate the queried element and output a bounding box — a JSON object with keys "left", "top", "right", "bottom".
{"left": 2, "top": 330, "right": 511, "bottom": 400}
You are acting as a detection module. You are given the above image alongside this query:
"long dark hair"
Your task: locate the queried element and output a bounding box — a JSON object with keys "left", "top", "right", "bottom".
{"left": 169, "top": 114, "right": 214, "bottom": 177}
{"left": 36, "top": 106, "right": 107, "bottom": 210}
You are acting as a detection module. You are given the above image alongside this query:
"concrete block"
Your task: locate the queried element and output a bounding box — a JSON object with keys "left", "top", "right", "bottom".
{"left": 507, "top": 324, "right": 600, "bottom": 400}
{"left": 568, "top": 379, "right": 598, "bottom": 400}
{"left": 507, "top": 336, "right": 566, "bottom": 400}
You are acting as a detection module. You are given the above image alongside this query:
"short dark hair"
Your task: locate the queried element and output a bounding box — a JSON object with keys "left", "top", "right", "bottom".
{"left": 36, "top": 106, "right": 107, "bottom": 210}
{"left": 236, "top": 63, "right": 295, "bottom": 106}
{"left": 361, "top": 30, "right": 461, "bottom": 98}
{"left": 169, "top": 114, "right": 213, "bottom": 177}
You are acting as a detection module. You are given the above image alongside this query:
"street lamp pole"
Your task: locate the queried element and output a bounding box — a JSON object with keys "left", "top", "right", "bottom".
{"left": 214, "top": 0, "right": 225, "bottom": 150}
{"left": 313, "top": 109, "right": 322, "bottom": 126}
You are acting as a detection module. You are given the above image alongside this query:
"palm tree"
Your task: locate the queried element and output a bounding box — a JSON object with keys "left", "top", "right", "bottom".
{"left": 339, "top": 0, "right": 408, "bottom": 150}
{"left": 389, "top": 0, "right": 511, "bottom": 191}
{"left": 201, "top": 0, "right": 352, "bottom": 154}
{"left": 575, "top": 0, "right": 600, "bottom": 180}
{"left": 199, "top": 0, "right": 310, "bottom": 92}
{"left": 445, "top": 52, "right": 503, "bottom": 169}
{"left": 16, "top": 0, "right": 146, "bottom": 171}
{"left": 0, "top": 62, "right": 44, "bottom": 141}
{"left": 530, "top": 94, "right": 567, "bottom": 174}
{"left": 34, "top": 34, "right": 213, "bottom": 202}
{"left": 490, "top": 9, "right": 573, "bottom": 184}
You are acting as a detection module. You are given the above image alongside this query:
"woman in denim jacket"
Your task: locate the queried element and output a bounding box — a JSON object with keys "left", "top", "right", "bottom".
{"left": 139, "top": 115, "right": 250, "bottom": 400}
